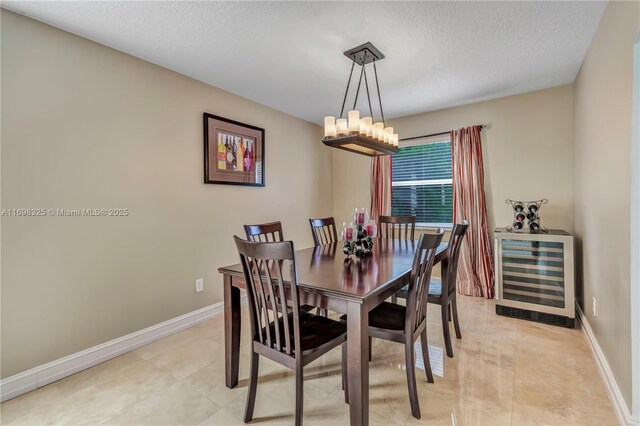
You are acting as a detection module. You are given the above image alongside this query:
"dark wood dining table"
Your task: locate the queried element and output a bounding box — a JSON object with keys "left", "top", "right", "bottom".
{"left": 218, "top": 238, "right": 448, "bottom": 426}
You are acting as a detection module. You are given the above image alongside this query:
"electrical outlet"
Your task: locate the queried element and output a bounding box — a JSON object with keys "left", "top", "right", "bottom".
{"left": 195, "top": 278, "right": 204, "bottom": 293}
{"left": 592, "top": 297, "right": 597, "bottom": 317}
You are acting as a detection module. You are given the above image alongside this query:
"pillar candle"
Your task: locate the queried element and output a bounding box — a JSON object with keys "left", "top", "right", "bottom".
{"left": 384, "top": 127, "right": 393, "bottom": 144}
{"left": 348, "top": 110, "right": 360, "bottom": 134}
{"left": 373, "top": 122, "right": 384, "bottom": 141}
{"left": 324, "top": 116, "right": 336, "bottom": 138}
{"left": 336, "top": 118, "right": 348, "bottom": 136}
{"left": 360, "top": 117, "right": 372, "bottom": 136}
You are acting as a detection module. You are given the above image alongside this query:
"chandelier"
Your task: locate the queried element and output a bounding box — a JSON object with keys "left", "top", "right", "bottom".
{"left": 322, "top": 42, "right": 399, "bottom": 156}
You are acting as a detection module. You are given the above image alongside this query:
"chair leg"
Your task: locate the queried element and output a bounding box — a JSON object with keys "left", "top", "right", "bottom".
{"left": 315, "top": 308, "right": 328, "bottom": 317}
{"left": 342, "top": 343, "right": 349, "bottom": 404}
{"left": 420, "top": 329, "right": 434, "bottom": 383}
{"left": 448, "top": 304, "right": 452, "bottom": 321}
{"left": 369, "top": 336, "right": 372, "bottom": 362}
{"left": 451, "top": 298, "right": 462, "bottom": 339}
{"left": 243, "top": 351, "right": 259, "bottom": 423}
{"left": 405, "top": 340, "right": 421, "bottom": 419}
{"left": 391, "top": 294, "right": 398, "bottom": 304}
{"left": 441, "top": 303, "right": 454, "bottom": 358}
{"left": 295, "top": 363, "right": 303, "bottom": 426}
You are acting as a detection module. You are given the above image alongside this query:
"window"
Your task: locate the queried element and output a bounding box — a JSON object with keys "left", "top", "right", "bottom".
{"left": 391, "top": 138, "right": 453, "bottom": 226}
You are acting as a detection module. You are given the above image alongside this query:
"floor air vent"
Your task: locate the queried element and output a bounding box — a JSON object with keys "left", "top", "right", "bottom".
{"left": 496, "top": 305, "right": 575, "bottom": 328}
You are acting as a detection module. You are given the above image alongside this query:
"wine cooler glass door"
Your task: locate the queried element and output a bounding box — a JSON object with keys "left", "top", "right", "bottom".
{"left": 501, "top": 239, "right": 565, "bottom": 308}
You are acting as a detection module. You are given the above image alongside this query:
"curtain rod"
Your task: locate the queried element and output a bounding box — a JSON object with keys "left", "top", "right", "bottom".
{"left": 399, "top": 124, "right": 486, "bottom": 142}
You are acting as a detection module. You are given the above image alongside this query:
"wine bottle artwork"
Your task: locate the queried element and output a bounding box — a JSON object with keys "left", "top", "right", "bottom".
{"left": 216, "top": 133, "right": 255, "bottom": 175}
{"left": 248, "top": 144, "right": 254, "bottom": 171}
{"left": 204, "top": 113, "right": 265, "bottom": 186}
{"left": 506, "top": 199, "right": 548, "bottom": 233}
{"left": 217, "top": 133, "right": 227, "bottom": 170}
{"left": 225, "top": 135, "right": 233, "bottom": 169}
{"left": 232, "top": 137, "right": 238, "bottom": 171}
{"left": 237, "top": 139, "right": 245, "bottom": 172}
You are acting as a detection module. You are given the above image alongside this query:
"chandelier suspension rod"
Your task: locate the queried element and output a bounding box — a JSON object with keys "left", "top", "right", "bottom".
{"left": 339, "top": 59, "right": 356, "bottom": 119}
{"left": 363, "top": 66, "right": 374, "bottom": 119}
{"left": 373, "top": 60, "right": 386, "bottom": 127}
{"left": 352, "top": 52, "right": 368, "bottom": 110}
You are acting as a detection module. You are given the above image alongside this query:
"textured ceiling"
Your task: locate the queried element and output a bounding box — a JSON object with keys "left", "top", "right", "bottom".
{"left": 2, "top": 1, "right": 606, "bottom": 124}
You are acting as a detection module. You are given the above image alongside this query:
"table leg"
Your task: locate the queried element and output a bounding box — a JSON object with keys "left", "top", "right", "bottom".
{"left": 347, "top": 301, "right": 369, "bottom": 426}
{"left": 224, "top": 274, "right": 241, "bottom": 389}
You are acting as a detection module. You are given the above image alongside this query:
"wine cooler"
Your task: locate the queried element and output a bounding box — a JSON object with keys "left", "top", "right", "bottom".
{"left": 495, "top": 228, "right": 575, "bottom": 328}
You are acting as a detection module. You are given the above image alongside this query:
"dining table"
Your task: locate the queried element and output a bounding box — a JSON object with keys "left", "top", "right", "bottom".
{"left": 218, "top": 238, "right": 448, "bottom": 426}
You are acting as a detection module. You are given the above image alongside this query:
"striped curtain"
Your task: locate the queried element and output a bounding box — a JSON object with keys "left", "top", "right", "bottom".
{"left": 370, "top": 155, "right": 392, "bottom": 223}
{"left": 451, "top": 126, "right": 495, "bottom": 298}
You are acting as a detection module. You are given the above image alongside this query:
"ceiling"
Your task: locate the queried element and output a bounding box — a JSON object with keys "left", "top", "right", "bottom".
{"left": 2, "top": 1, "right": 606, "bottom": 124}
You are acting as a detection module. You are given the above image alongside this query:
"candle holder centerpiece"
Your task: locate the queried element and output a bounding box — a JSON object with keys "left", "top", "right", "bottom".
{"left": 342, "top": 208, "right": 377, "bottom": 257}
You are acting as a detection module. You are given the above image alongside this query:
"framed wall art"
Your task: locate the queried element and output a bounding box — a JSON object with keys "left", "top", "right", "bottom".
{"left": 203, "top": 113, "right": 265, "bottom": 186}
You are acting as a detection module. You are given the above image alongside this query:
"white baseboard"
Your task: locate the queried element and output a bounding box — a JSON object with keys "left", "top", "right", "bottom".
{"left": 576, "top": 304, "right": 639, "bottom": 426}
{"left": 0, "top": 295, "right": 246, "bottom": 403}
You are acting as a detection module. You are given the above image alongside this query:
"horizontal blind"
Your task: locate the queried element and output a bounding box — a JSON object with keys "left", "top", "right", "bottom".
{"left": 391, "top": 140, "right": 453, "bottom": 224}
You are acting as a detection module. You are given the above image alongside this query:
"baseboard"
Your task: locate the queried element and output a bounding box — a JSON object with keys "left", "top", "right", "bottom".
{"left": 0, "top": 295, "right": 246, "bottom": 403}
{"left": 576, "top": 304, "right": 639, "bottom": 426}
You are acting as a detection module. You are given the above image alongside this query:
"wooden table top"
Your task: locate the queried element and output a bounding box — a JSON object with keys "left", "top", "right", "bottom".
{"left": 218, "top": 239, "right": 448, "bottom": 303}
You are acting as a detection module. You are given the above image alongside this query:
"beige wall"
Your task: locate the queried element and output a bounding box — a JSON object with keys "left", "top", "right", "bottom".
{"left": 0, "top": 11, "right": 331, "bottom": 378}
{"left": 332, "top": 85, "right": 575, "bottom": 236}
{"left": 573, "top": 0, "right": 639, "bottom": 409}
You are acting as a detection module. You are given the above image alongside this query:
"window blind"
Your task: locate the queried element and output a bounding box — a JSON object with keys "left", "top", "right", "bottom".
{"left": 391, "top": 140, "right": 453, "bottom": 225}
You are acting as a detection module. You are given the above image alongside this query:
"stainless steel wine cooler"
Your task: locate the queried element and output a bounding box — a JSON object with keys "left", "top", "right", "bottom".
{"left": 495, "top": 228, "right": 575, "bottom": 328}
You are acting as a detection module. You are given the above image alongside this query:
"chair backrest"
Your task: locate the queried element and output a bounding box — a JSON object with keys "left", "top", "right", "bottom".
{"left": 405, "top": 230, "right": 445, "bottom": 334}
{"left": 234, "top": 236, "right": 301, "bottom": 357}
{"left": 442, "top": 221, "right": 469, "bottom": 297}
{"left": 244, "top": 221, "right": 284, "bottom": 242}
{"left": 309, "top": 217, "right": 338, "bottom": 246}
{"left": 378, "top": 215, "right": 416, "bottom": 240}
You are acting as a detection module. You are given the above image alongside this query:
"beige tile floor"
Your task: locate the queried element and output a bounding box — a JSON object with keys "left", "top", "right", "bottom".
{"left": 1, "top": 296, "right": 617, "bottom": 425}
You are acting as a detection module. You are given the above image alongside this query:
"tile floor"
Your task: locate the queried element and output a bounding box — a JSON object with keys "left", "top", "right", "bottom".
{"left": 1, "top": 296, "right": 617, "bottom": 425}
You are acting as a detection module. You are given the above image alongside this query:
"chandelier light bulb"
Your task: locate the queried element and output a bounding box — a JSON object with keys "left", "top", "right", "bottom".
{"left": 384, "top": 127, "right": 393, "bottom": 144}
{"left": 336, "top": 118, "right": 348, "bottom": 136}
{"left": 348, "top": 110, "right": 360, "bottom": 134}
{"left": 324, "top": 116, "right": 336, "bottom": 138}
{"left": 373, "top": 122, "right": 384, "bottom": 141}
{"left": 360, "top": 116, "right": 372, "bottom": 136}
{"left": 366, "top": 119, "right": 373, "bottom": 137}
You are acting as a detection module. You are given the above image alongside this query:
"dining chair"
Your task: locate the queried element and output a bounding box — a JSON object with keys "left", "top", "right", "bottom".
{"left": 244, "top": 221, "right": 284, "bottom": 242}
{"left": 379, "top": 216, "right": 416, "bottom": 304}
{"left": 234, "top": 236, "right": 347, "bottom": 426}
{"left": 395, "top": 221, "right": 469, "bottom": 358}
{"left": 309, "top": 217, "right": 338, "bottom": 246}
{"left": 307, "top": 217, "right": 338, "bottom": 317}
{"left": 378, "top": 215, "right": 416, "bottom": 241}
{"left": 244, "top": 221, "right": 324, "bottom": 316}
{"left": 340, "top": 230, "right": 444, "bottom": 419}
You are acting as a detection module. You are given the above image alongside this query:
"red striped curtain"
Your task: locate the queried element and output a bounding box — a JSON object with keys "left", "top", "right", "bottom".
{"left": 451, "top": 126, "right": 494, "bottom": 298}
{"left": 370, "top": 156, "right": 391, "bottom": 223}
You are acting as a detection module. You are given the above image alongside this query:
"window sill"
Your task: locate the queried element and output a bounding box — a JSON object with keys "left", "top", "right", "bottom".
{"left": 416, "top": 223, "right": 454, "bottom": 231}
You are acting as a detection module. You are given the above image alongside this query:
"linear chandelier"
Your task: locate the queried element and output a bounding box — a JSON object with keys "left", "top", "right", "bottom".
{"left": 322, "top": 42, "right": 399, "bottom": 157}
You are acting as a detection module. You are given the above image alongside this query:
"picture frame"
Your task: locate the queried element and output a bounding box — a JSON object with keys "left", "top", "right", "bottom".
{"left": 203, "top": 113, "right": 265, "bottom": 186}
